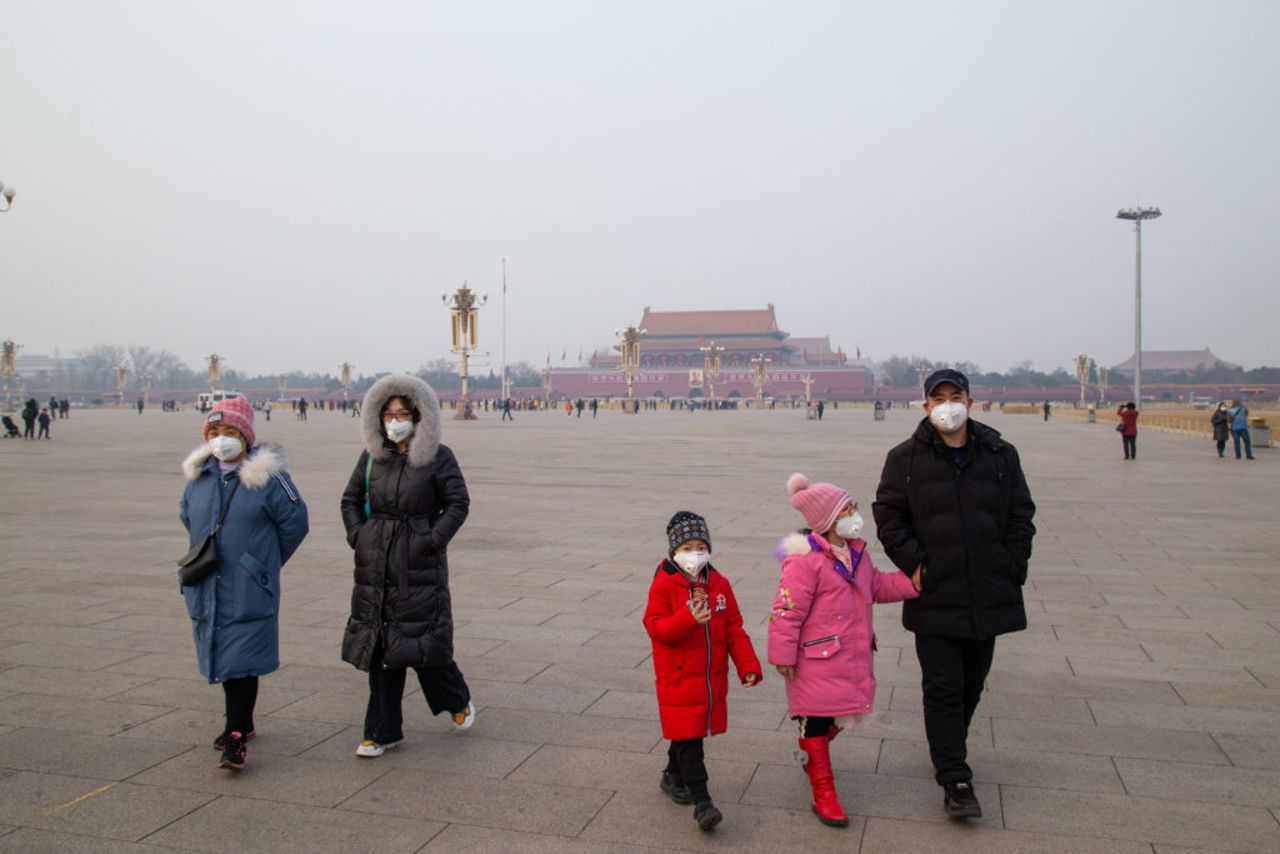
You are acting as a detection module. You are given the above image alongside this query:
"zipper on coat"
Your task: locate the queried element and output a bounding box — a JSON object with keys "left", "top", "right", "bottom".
{"left": 802, "top": 634, "right": 839, "bottom": 647}
{"left": 703, "top": 620, "right": 713, "bottom": 737}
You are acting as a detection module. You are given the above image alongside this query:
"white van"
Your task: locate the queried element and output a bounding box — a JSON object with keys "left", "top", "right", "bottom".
{"left": 196, "top": 390, "right": 242, "bottom": 410}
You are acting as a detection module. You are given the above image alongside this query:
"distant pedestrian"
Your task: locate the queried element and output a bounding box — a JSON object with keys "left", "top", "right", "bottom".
{"left": 179, "top": 395, "right": 309, "bottom": 771}
{"left": 1117, "top": 402, "right": 1139, "bottom": 460}
{"left": 502, "top": 397, "right": 513, "bottom": 421}
{"left": 263, "top": 401, "right": 272, "bottom": 421}
{"left": 816, "top": 400, "right": 825, "bottom": 420}
{"left": 341, "top": 375, "right": 476, "bottom": 758}
{"left": 21, "top": 399, "right": 37, "bottom": 439}
{"left": 59, "top": 399, "right": 70, "bottom": 418}
{"left": 1227, "top": 399, "right": 1254, "bottom": 460}
{"left": 48, "top": 396, "right": 59, "bottom": 419}
{"left": 1042, "top": 400, "right": 1051, "bottom": 421}
{"left": 1211, "top": 402, "right": 1231, "bottom": 458}
{"left": 37, "top": 408, "right": 51, "bottom": 439}
{"left": 590, "top": 398, "right": 598, "bottom": 418}
{"left": 137, "top": 397, "right": 145, "bottom": 415}
{"left": 644, "top": 511, "right": 761, "bottom": 832}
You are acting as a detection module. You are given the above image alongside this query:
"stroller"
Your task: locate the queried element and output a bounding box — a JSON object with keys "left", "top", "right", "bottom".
{"left": 2, "top": 416, "right": 19, "bottom": 438}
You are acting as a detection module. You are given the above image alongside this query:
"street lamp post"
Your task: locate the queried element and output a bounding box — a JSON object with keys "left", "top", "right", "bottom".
{"left": 699, "top": 340, "right": 724, "bottom": 406}
{"left": 2, "top": 339, "right": 21, "bottom": 412}
{"left": 442, "top": 282, "right": 487, "bottom": 420}
{"left": 1116, "top": 206, "right": 1162, "bottom": 410}
{"left": 0, "top": 182, "right": 15, "bottom": 212}
{"left": 115, "top": 364, "right": 129, "bottom": 407}
{"left": 339, "top": 362, "right": 354, "bottom": 404}
{"left": 617, "top": 324, "right": 646, "bottom": 408}
{"left": 802, "top": 373, "right": 815, "bottom": 403}
{"left": 207, "top": 353, "right": 222, "bottom": 390}
{"left": 1074, "top": 354, "right": 1090, "bottom": 407}
{"left": 1097, "top": 366, "right": 1110, "bottom": 404}
{"left": 750, "top": 354, "right": 772, "bottom": 403}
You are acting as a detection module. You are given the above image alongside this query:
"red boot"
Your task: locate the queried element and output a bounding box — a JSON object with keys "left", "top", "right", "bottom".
{"left": 799, "top": 735, "right": 849, "bottom": 827}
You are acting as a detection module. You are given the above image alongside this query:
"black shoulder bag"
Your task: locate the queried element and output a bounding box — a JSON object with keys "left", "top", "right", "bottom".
{"left": 178, "top": 480, "right": 240, "bottom": 587}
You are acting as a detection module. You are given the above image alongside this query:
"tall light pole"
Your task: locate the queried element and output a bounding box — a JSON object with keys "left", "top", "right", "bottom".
{"left": 750, "top": 354, "right": 772, "bottom": 403}
{"left": 1, "top": 339, "right": 20, "bottom": 412}
{"left": 1116, "top": 206, "right": 1161, "bottom": 410}
{"left": 699, "top": 340, "right": 724, "bottom": 406}
{"left": 1074, "top": 353, "right": 1090, "bottom": 406}
{"left": 0, "top": 182, "right": 15, "bottom": 212}
{"left": 442, "top": 282, "right": 487, "bottom": 420}
{"left": 617, "top": 324, "right": 646, "bottom": 407}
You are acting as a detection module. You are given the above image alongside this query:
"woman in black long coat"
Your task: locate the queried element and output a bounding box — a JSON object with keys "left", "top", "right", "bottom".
{"left": 1211, "top": 402, "right": 1231, "bottom": 458}
{"left": 341, "top": 374, "right": 474, "bottom": 757}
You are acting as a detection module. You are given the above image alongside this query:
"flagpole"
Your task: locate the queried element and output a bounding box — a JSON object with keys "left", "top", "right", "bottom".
{"left": 501, "top": 258, "right": 507, "bottom": 399}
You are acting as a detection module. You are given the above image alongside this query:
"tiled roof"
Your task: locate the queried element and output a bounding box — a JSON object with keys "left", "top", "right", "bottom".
{"left": 784, "top": 336, "right": 833, "bottom": 355}
{"left": 1111, "top": 349, "right": 1238, "bottom": 371}
{"left": 639, "top": 306, "right": 786, "bottom": 338}
{"left": 632, "top": 336, "right": 793, "bottom": 351}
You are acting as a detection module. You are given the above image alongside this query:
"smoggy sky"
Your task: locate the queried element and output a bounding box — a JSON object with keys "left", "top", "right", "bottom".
{"left": 2, "top": 1, "right": 1277, "bottom": 377}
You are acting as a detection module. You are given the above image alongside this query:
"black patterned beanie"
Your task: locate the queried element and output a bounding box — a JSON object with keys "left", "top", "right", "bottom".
{"left": 667, "top": 511, "right": 712, "bottom": 555}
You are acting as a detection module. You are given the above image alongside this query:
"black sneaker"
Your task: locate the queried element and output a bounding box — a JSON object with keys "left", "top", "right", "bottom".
{"left": 218, "top": 731, "right": 247, "bottom": 771}
{"left": 693, "top": 800, "right": 723, "bottom": 832}
{"left": 659, "top": 771, "right": 693, "bottom": 804}
{"left": 943, "top": 782, "right": 982, "bottom": 818}
{"left": 213, "top": 729, "right": 256, "bottom": 751}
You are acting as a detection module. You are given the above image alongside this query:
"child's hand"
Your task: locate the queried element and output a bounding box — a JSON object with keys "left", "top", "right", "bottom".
{"left": 691, "top": 601, "right": 711, "bottom": 624}
{"left": 911, "top": 565, "right": 923, "bottom": 592}
{"left": 775, "top": 664, "right": 795, "bottom": 679}
{"left": 743, "top": 673, "right": 759, "bottom": 687}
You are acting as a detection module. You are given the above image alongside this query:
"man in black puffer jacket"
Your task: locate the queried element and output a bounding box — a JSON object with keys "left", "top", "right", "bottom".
{"left": 873, "top": 369, "right": 1035, "bottom": 819}
{"left": 340, "top": 374, "right": 475, "bottom": 757}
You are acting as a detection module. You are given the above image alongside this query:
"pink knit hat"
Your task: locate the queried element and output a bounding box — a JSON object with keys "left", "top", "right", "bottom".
{"left": 787, "top": 473, "right": 850, "bottom": 534}
{"left": 204, "top": 395, "right": 256, "bottom": 448}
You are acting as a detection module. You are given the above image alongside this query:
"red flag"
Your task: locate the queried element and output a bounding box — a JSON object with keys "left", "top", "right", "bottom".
{"left": 546, "top": 352, "right": 551, "bottom": 366}
{"left": 561, "top": 350, "right": 566, "bottom": 361}
{"left": 856, "top": 346, "right": 861, "bottom": 359}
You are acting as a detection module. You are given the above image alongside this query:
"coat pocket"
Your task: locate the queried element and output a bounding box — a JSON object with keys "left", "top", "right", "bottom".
{"left": 233, "top": 552, "right": 277, "bottom": 621}
{"left": 802, "top": 635, "right": 842, "bottom": 660}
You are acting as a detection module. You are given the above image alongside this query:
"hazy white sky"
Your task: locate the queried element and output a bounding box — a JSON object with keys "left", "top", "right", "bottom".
{"left": 3, "top": 1, "right": 1277, "bottom": 376}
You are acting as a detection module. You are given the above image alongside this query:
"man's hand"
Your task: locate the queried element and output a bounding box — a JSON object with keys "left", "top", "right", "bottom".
{"left": 775, "top": 664, "right": 795, "bottom": 679}
{"left": 743, "top": 673, "right": 759, "bottom": 687}
{"left": 911, "top": 565, "right": 923, "bottom": 592}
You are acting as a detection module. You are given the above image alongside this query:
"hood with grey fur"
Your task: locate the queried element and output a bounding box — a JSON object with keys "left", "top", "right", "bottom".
{"left": 182, "top": 441, "right": 288, "bottom": 489}
{"left": 360, "top": 374, "right": 442, "bottom": 468}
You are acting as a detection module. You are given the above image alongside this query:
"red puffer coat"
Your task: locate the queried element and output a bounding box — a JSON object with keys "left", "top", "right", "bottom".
{"left": 643, "top": 560, "right": 762, "bottom": 740}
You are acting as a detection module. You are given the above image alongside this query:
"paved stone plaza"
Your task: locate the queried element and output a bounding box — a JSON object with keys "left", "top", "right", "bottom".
{"left": 0, "top": 405, "right": 1277, "bottom": 853}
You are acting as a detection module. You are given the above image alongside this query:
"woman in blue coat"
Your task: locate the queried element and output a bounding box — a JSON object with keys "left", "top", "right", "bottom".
{"left": 180, "top": 395, "right": 308, "bottom": 770}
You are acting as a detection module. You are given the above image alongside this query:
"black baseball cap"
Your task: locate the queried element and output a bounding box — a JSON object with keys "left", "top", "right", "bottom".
{"left": 923, "top": 368, "right": 970, "bottom": 397}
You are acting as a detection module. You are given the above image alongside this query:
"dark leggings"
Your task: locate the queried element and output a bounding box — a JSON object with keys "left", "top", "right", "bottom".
{"left": 1122, "top": 434, "right": 1136, "bottom": 459}
{"left": 666, "top": 738, "right": 710, "bottom": 802}
{"left": 794, "top": 715, "right": 836, "bottom": 738}
{"left": 223, "top": 676, "right": 259, "bottom": 735}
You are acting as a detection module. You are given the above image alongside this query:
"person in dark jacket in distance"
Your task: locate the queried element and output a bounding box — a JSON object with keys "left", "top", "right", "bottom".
{"left": 341, "top": 374, "right": 475, "bottom": 758}
{"left": 1211, "top": 402, "right": 1231, "bottom": 458}
{"left": 872, "top": 368, "right": 1035, "bottom": 820}
{"left": 180, "top": 395, "right": 309, "bottom": 771}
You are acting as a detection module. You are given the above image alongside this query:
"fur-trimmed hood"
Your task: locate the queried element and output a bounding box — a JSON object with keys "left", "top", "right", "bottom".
{"left": 360, "top": 374, "right": 442, "bottom": 468}
{"left": 182, "top": 441, "right": 288, "bottom": 489}
{"left": 774, "top": 531, "right": 867, "bottom": 562}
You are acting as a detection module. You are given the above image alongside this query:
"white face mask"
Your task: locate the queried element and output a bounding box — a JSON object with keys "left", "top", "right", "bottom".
{"left": 208, "top": 435, "right": 244, "bottom": 462}
{"left": 385, "top": 418, "right": 414, "bottom": 442}
{"left": 834, "top": 511, "right": 864, "bottom": 540}
{"left": 929, "top": 400, "right": 969, "bottom": 434}
{"left": 673, "top": 550, "right": 710, "bottom": 577}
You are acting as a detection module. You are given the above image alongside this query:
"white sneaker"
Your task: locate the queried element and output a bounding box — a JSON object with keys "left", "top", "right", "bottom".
{"left": 356, "top": 739, "right": 400, "bottom": 757}
{"left": 451, "top": 703, "right": 476, "bottom": 731}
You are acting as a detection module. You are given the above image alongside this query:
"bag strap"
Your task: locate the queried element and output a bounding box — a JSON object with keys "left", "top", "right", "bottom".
{"left": 212, "top": 479, "right": 241, "bottom": 536}
{"left": 363, "top": 452, "right": 374, "bottom": 518}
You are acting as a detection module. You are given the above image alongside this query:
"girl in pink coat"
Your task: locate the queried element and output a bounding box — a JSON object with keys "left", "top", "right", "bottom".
{"left": 769, "top": 473, "right": 920, "bottom": 827}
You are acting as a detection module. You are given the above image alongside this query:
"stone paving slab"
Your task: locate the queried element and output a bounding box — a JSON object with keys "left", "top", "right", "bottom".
{"left": 142, "top": 795, "right": 445, "bottom": 853}
{"left": 1, "top": 408, "right": 1277, "bottom": 851}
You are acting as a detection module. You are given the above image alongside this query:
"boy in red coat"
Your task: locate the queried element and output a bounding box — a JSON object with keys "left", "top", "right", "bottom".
{"left": 643, "top": 511, "right": 762, "bottom": 832}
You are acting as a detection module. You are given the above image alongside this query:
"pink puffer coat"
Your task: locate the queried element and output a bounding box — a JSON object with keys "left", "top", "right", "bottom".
{"left": 768, "top": 532, "right": 918, "bottom": 718}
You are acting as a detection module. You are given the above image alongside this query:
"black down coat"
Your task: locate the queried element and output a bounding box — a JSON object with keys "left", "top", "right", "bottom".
{"left": 340, "top": 374, "right": 470, "bottom": 671}
{"left": 873, "top": 418, "right": 1036, "bottom": 639}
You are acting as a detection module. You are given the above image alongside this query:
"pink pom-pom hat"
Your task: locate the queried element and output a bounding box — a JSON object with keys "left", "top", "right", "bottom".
{"left": 787, "top": 472, "right": 850, "bottom": 535}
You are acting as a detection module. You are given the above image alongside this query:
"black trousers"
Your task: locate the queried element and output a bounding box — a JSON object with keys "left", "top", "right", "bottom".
{"left": 793, "top": 715, "right": 836, "bottom": 738}
{"left": 1122, "top": 434, "right": 1137, "bottom": 459}
{"left": 364, "top": 646, "right": 471, "bottom": 743}
{"left": 915, "top": 634, "right": 995, "bottom": 785}
{"left": 223, "top": 676, "right": 259, "bottom": 735}
{"left": 666, "top": 738, "right": 710, "bottom": 801}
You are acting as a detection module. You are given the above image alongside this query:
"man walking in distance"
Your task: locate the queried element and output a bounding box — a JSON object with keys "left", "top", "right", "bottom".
{"left": 872, "top": 368, "right": 1035, "bottom": 819}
